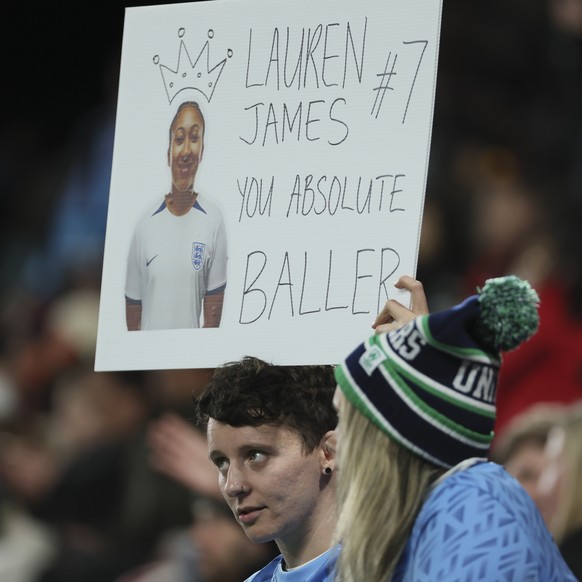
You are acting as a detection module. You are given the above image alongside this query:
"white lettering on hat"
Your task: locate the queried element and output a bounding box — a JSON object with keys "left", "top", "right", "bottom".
{"left": 359, "top": 345, "right": 386, "bottom": 376}
{"left": 472, "top": 366, "right": 496, "bottom": 403}
{"left": 400, "top": 329, "right": 426, "bottom": 361}
{"left": 452, "top": 361, "right": 496, "bottom": 403}
{"left": 390, "top": 324, "right": 426, "bottom": 361}
{"left": 390, "top": 323, "right": 413, "bottom": 350}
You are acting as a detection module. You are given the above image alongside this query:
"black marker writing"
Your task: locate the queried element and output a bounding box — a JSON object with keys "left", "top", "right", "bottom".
{"left": 286, "top": 174, "right": 407, "bottom": 217}
{"left": 238, "top": 246, "right": 401, "bottom": 323}
{"left": 238, "top": 176, "right": 274, "bottom": 221}
{"left": 245, "top": 19, "right": 367, "bottom": 91}
{"left": 401, "top": 40, "right": 428, "bottom": 124}
{"left": 239, "top": 99, "right": 349, "bottom": 146}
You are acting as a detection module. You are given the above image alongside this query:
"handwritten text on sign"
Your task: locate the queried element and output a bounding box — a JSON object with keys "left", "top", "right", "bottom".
{"left": 233, "top": 19, "right": 428, "bottom": 324}
{"left": 96, "top": 0, "right": 442, "bottom": 369}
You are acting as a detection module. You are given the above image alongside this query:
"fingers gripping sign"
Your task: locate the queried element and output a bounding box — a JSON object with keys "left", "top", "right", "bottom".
{"left": 372, "top": 275, "right": 429, "bottom": 334}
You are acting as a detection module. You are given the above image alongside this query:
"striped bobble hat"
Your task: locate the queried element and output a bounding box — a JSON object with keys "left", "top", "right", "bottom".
{"left": 335, "top": 276, "right": 540, "bottom": 468}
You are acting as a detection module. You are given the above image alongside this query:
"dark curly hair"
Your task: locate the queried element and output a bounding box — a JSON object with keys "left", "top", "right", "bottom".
{"left": 195, "top": 356, "right": 337, "bottom": 452}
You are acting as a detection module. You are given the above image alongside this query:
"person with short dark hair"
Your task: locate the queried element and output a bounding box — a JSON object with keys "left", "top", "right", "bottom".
{"left": 195, "top": 356, "right": 339, "bottom": 581}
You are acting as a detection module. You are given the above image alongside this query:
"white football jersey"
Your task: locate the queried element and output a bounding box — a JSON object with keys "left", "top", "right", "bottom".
{"left": 125, "top": 193, "right": 227, "bottom": 329}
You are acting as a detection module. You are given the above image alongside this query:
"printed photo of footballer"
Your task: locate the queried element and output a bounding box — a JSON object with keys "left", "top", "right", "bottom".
{"left": 125, "top": 101, "right": 227, "bottom": 331}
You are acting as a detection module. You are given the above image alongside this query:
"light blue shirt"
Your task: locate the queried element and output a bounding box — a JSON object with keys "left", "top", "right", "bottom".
{"left": 245, "top": 544, "right": 339, "bottom": 582}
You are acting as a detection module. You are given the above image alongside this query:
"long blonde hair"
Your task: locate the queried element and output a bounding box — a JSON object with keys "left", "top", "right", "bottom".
{"left": 334, "top": 396, "right": 442, "bottom": 582}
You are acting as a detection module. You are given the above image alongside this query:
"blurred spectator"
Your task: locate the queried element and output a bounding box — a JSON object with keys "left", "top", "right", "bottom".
{"left": 461, "top": 147, "right": 554, "bottom": 292}
{"left": 118, "top": 497, "right": 276, "bottom": 582}
{"left": 149, "top": 369, "right": 215, "bottom": 416}
{"left": 549, "top": 0, "right": 582, "bottom": 35}
{"left": 0, "top": 369, "right": 195, "bottom": 582}
{"left": 495, "top": 268, "right": 582, "bottom": 436}
{"left": 0, "top": 286, "right": 101, "bottom": 425}
{"left": 538, "top": 401, "right": 582, "bottom": 578}
{"left": 148, "top": 412, "right": 220, "bottom": 501}
{"left": 0, "top": 495, "right": 56, "bottom": 582}
{"left": 188, "top": 498, "right": 276, "bottom": 582}
{"left": 491, "top": 402, "right": 566, "bottom": 526}
{"left": 450, "top": 146, "right": 582, "bottom": 436}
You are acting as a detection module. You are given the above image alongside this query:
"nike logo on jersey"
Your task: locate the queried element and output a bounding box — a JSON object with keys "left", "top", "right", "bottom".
{"left": 146, "top": 254, "right": 159, "bottom": 267}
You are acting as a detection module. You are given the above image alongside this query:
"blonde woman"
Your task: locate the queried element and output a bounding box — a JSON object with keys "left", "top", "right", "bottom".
{"left": 333, "top": 276, "right": 576, "bottom": 581}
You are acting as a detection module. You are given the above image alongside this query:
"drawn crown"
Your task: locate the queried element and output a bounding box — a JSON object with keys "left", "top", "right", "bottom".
{"left": 155, "top": 29, "right": 232, "bottom": 104}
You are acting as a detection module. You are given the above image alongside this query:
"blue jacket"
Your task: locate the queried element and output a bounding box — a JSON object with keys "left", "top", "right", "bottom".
{"left": 394, "top": 461, "right": 577, "bottom": 581}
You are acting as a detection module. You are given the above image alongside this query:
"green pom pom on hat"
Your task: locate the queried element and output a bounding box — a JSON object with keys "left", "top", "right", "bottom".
{"left": 474, "top": 275, "right": 540, "bottom": 353}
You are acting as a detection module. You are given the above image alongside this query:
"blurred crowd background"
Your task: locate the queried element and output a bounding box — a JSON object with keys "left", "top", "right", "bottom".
{"left": 1, "top": 0, "right": 582, "bottom": 580}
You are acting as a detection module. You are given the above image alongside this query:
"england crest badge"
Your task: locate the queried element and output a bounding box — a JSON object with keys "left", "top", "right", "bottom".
{"left": 192, "top": 242, "right": 206, "bottom": 271}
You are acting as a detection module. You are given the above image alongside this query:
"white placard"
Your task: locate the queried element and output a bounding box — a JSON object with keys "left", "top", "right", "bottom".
{"left": 96, "top": 0, "right": 443, "bottom": 370}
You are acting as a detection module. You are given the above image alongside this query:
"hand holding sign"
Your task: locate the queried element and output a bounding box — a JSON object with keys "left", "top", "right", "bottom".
{"left": 373, "top": 275, "right": 430, "bottom": 334}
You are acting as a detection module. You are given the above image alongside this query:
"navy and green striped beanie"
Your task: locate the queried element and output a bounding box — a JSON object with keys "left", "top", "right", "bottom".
{"left": 335, "top": 276, "right": 540, "bottom": 468}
